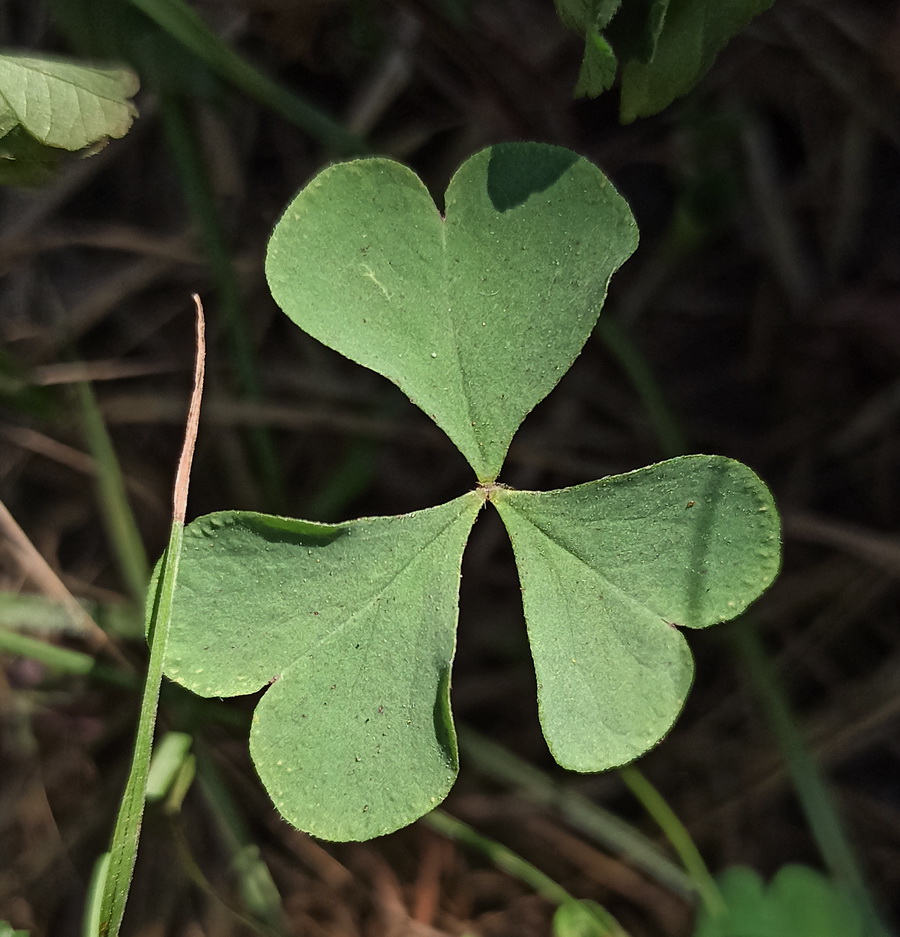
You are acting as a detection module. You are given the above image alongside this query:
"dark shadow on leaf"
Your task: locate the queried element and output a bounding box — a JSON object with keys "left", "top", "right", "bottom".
{"left": 433, "top": 663, "right": 458, "bottom": 768}
{"left": 204, "top": 511, "right": 347, "bottom": 549}
{"left": 486, "top": 143, "right": 579, "bottom": 212}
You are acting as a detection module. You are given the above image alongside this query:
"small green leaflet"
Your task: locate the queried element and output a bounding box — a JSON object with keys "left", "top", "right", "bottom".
{"left": 554, "top": 898, "right": 626, "bottom": 937}
{"left": 551, "top": 0, "right": 774, "bottom": 121}
{"left": 162, "top": 143, "right": 781, "bottom": 841}
{"left": 553, "top": 0, "right": 622, "bottom": 97}
{"left": 577, "top": 28, "right": 619, "bottom": 98}
{"left": 494, "top": 456, "right": 779, "bottom": 771}
{"left": 618, "top": 0, "right": 776, "bottom": 123}
{"left": 693, "top": 865, "right": 866, "bottom": 937}
{"left": 0, "top": 51, "right": 138, "bottom": 184}
{"left": 164, "top": 496, "right": 481, "bottom": 841}
{"left": 0, "top": 52, "right": 138, "bottom": 148}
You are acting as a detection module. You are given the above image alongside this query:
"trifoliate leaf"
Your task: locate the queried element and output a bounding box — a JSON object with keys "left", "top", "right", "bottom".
{"left": 266, "top": 142, "right": 637, "bottom": 482}
{"left": 493, "top": 456, "right": 780, "bottom": 770}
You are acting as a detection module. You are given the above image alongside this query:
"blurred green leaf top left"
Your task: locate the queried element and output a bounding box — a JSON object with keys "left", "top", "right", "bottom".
{"left": 0, "top": 51, "right": 138, "bottom": 184}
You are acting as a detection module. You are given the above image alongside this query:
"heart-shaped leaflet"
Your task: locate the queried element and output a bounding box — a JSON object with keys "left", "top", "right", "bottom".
{"left": 266, "top": 142, "right": 638, "bottom": 481}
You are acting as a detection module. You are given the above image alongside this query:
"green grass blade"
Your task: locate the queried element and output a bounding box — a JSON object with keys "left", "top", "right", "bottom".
{"left": 97, "top": 504, "right": 185, "bottom": 936}
{"left": 96, "top": 298, "right": 205, "bottom": 937}
{"left": 145, "top": 731, "right": 193, "bottom": 802}
{"left": 194, "top": 743, "right": 285, "bottom": 932}
{"left": 424, "top": 810, "right": 630, "bottom": 936}
{"left": 457, "top": 727, "right": 693, "bottom": 897}
{"left": 126, "top": 0, "right": 365, "bottom": 154}
{"left": 75, "top": 380, "right": 150, "bottom": 606}
{"left": 596, "top": 318, "right": 688, "bottom": 457}
{"left": 731, "top": 623, "right": 892, "bottom": 937}
{"left": 424, "top": 809, "right": 571, "bottom": 904}
{"left": 618, "top": 764, "right": 724, "bottom": 917}
{"left": 0, "top": 628, "right": 133, "bottom": 689}
{"left": 160, "top": 92, "right": 284, "bottom": 509}
{"left": 82, "top": 853, "right": 111, "bottom": 937}
{"left": 0, "top": 590, "right": 140, "bottom": 639}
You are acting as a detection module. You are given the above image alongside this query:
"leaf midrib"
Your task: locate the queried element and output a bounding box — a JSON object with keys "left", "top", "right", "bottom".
{"left": 440, "top": 218, "right": 485, "bottom": 480}
{"left": 274, "top": 496, "right": 479, "bottom": 686}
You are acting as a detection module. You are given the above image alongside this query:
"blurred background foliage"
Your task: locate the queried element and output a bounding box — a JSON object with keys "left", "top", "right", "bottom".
{"left": 1, "top": 0, "right": 900, "bottom": 934}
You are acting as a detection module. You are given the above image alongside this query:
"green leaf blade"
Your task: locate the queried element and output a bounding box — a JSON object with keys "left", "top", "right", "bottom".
{"left": 494, "top": 456, "right": 780, "bottom": 772}
{"left": 554, "top": 0, "right": 622, "bottom": 33}
{"left": 575, "top": 28, "right": 619, "bottom": 98}
{"left": 694, "top": 865, "right": 867, "bottom": 937}
{"left": 266, "top": 143, "right": 638, "bottom": 481}
{"left": 495, "top": 489, "right": 694, "bottom": 771}
{"left": 0, "top": 126, "right": 62, "bottom": 185}
{"left": 553, "top": 899, "right": 623, "bottom": 937}
{"left": 0, "top": 52, "right": 138, "bottom": 151}
{"left": 606, "top": 0, "right": 671, "bottom": 64}
{"left": 619, "top": 0, "right": 774, "bottom": 122}
{"left": 165, "top": 494, "right": 482, "bottom": 841}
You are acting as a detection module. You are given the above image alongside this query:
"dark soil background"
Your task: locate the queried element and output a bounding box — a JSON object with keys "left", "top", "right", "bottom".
{"left": 2, "top": 1, "right": 900, "bottom": 935}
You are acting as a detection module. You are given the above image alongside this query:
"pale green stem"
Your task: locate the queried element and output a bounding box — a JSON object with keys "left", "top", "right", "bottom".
{"left": 75, "top": 380, "right": 150, "bottom": 606}
{"left": 424, "top": 809, "right": 630, "bottom": 936}
{"left": 127, "top": 0, "right": 366, "bottom": 155}
{"left": 618, "top": 764, "right": 725, "bottom": 918}
{"left": 0, "top": 628, "right": 132, "bottom": 688}
{"left": 458, "top": 726, "right": 693, "bottom": 897}
{"left": 731, "top": 623, "right": 892, "bottom": 937}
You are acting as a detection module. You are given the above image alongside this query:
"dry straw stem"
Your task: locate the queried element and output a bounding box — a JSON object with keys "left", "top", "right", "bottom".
{"left": 0, "top": 496, "right": 131, "bottom": 670}
{"left": 175, "top": 294, "right": 206, "bottom": 525}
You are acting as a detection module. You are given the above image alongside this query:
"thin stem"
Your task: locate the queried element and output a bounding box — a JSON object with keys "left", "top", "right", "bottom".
{"left": 731, "top": 622, "right": 892, "bottom": 936}
{"left": 193, "top": 743, "right": 285, "bottom": 933}
{"left": 75, "top": 379, "right": 150, "bottom": 607}
{"left": 160, "top": 94, "right": 284, "bottom": 509}
{"left": 618, "top": 764, "right": 724, "bottom": 918}
{"left": 424, "top": 809, "right": 569, "bottom": 903}
{"left": 458, "top": 726, "right": 693, "bottom": 897}
{"left": 0, "top": 628, "right": 133, "bottom": 689}
{"left": 423, "top": 809, "right": 630, "bottom": 936}
{"left": 127, "top": 0, "right": 366, "bottom": 155}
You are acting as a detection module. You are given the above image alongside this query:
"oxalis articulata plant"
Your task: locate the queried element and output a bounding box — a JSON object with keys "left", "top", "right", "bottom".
{"left": 161, "top": 142, "right": 781, "bottom": 842}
